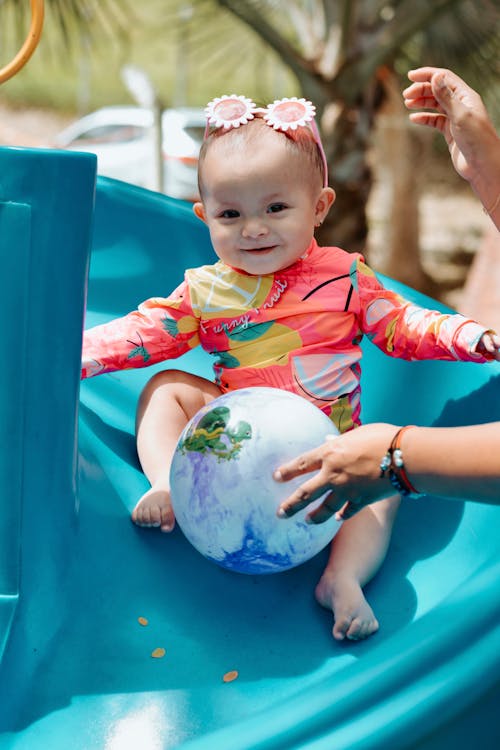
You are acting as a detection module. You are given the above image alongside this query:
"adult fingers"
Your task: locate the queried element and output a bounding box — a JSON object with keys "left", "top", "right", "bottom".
{"left": 304, "top": 492, "right": 345, "bottom": 524}
{"left": 407, "top": 66, "right": 446, "bottom": 83}
{"left": 277, "top": 474, "right": 333, "bottom": 517}
{"left": 430, "top": 70, "right": 483, "bottom": 122}
{"left": 274, "top": 448, "right": 323, "bottom": 482}
{"left": 403, "top": 81, "right": 436, "bottom": 106}
{"left": 430, "top": 70, "right": 463, "bottom": 113}
{"left": 408, "top": 112, "right": 447, "bottom": 133}
{"left": 335, "top": 500, "right": 363, "bottom": 521}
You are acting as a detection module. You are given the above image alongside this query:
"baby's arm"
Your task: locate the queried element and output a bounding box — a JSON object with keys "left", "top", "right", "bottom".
{"left": 355, "top": 259, "right": 494, "bottom": 363}
{"left": 82, "top": 283, "right": 199, "bottom": 379}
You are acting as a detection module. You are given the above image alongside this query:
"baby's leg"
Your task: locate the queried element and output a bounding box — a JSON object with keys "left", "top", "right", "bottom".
{"left": 133, "top": 369, "right": 221, "bottom": 532}
{"left": 315, "top": 494, "right": 401, "bottom": 641}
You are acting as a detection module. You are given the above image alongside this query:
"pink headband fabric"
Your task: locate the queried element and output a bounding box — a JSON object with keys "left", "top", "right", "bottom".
{"left": 204, "top": 95, "right": 328, "bottom": 187}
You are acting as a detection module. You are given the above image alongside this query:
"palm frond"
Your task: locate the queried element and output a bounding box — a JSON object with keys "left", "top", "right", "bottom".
{"left": 0, "top": 0, "right": 135, "bottom": 49}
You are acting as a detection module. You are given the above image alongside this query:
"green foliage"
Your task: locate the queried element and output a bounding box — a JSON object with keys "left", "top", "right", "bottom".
{"left": 0, "top": 0, "right": 297, "bottom": 113}
{"left": 1, "top": 0, "right": 497, "bottom": 118}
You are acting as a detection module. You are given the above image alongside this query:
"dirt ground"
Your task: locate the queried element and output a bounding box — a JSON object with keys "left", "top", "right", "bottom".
{"left": 1, "top": 100, "right": 498, "bottom": 330}
{"left": 0, "top": 101, "right": 73, "bottom": 146}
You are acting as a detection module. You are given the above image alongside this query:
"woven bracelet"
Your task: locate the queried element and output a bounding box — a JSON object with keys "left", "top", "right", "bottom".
{"left": 379, "top": 425, "right": 420, "bottom": 497}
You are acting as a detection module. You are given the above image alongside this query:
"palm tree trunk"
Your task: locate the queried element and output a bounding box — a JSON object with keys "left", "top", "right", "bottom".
{"left": 315, "top": 81, "right": 380, "bottom": 255}
{"left": 373, "top": 68, "right": 437, "bottom": 293}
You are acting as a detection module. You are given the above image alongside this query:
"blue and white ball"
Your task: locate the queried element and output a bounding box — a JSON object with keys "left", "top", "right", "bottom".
{"left": 170, "top": 387, "right": 340, "bottom": 574}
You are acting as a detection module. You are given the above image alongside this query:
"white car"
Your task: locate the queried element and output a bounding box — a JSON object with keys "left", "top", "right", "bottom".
{"left": 54, "top": 105, "right": 206, "bottom": 200}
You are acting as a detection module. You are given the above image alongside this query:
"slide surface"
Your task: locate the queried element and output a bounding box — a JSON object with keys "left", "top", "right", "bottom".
{"left": 0, "top": 148, "right": 499, "bottom": 749}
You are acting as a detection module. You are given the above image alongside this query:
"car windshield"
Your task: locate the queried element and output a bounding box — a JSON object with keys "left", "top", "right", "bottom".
{"left": 71, "top": 124, "right": 147, "bottom": 145}
{"left": 183, "top": 125, "right": 205, "bottom": 144}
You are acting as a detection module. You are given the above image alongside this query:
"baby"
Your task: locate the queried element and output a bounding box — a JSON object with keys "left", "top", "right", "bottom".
{"left": 82, "top": 95, "right": 499, "bottom": 641}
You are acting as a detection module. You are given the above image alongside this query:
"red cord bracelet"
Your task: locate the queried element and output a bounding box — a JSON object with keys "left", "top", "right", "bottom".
{"left": 379, "top": 425, "right": 420, "bottom": 496}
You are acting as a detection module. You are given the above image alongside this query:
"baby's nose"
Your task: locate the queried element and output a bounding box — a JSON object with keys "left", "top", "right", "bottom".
{"left": 242, "top": 218, "right": 268, "bottom": 238}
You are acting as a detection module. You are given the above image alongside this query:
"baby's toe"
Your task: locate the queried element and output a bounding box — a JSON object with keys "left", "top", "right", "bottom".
{"left": 148, "top": 504, "right": 165, "bottom": 528}
{"left": 346, "top": 616, "right": 379, "bottom": 641}
{"left": 131, "top": 506, "right": 143, "bottom": 526}
{"left": 132, "top": 504, "right": 159, "bottom": 528}
{"left": 160, "top": 505, "right": 175, "bottom": 533}
{"left": 332, "top": 614, "right": 353, "bottom": 641}
{"left": 132, "top": 510, "right": 149, "bottom": 527}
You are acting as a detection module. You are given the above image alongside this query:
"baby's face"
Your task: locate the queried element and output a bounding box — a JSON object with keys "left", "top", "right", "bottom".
{"left": 194, "top": 128, "right": 334, "bottom": 275}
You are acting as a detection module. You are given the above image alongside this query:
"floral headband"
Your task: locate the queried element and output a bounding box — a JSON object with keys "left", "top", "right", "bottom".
{"left": 204, "top": 95, "right": 328, "bottom": 187}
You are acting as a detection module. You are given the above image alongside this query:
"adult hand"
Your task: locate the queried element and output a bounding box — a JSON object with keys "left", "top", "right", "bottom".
{"left": 403, "top": 67, "right": 498, "bottom": 186}
{"left": 274, "top": 423, "right": 399, "bottom": 523}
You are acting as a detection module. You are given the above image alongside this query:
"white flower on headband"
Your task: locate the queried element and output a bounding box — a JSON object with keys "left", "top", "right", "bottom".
{"left": 263, "top": 97, "right": 316, "bottom": 131}
{"left": 205, "top": 95, "right": 257, "bottom": 129}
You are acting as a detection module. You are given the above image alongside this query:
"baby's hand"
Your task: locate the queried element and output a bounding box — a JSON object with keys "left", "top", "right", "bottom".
{"left": 476, "top": 332, "right": 500, "bottom": 361}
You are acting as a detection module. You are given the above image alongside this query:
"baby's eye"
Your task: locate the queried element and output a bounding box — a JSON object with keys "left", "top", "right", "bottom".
{"left": 267, "top": 203, "right": 287, "bottom": 213}
{"left": 219, "top": 209, "right": 240, "bottom": 219}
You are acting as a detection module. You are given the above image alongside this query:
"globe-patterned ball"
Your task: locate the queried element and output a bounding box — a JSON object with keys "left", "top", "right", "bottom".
{"left": 170, "top": 387, "right": 341, "bottom": 574}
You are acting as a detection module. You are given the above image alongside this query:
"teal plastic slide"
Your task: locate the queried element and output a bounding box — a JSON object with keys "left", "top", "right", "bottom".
{"left": 0, "top": 147, "right": 499, "bottom": 749}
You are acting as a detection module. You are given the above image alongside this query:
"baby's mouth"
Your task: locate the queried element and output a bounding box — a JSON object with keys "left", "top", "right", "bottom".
{"left": 242, "top": 245, "right": 277, "bottom": 254}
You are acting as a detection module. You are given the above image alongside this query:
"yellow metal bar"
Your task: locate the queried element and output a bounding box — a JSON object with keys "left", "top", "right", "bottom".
{"left": 0, "top": 0, "right": 45, "bottom": 84}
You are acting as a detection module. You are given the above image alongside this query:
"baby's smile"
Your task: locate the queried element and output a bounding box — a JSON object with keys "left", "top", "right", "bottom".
{"left": 241, "top": 245, "right": 278, "bottom": 254}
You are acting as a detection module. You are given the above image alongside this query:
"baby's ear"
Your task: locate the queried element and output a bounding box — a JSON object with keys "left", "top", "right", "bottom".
{"left": 193, "top": 202, "right": 207, "bottom": 223}
{"left": 316, "top": 187, "right": 335, "bottom": 223}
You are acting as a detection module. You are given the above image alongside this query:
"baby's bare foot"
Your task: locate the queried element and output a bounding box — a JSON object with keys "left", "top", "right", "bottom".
{"left": 315, "top": 573, "right": 379, "bottom": 641}
{"left": 131, "top": 486, "right": 175, "bottom": 533}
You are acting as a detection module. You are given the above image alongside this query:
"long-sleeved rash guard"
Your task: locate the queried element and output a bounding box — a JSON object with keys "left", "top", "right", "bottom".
{"left": 82, "top": 240, "right": 489, "bottom": 433}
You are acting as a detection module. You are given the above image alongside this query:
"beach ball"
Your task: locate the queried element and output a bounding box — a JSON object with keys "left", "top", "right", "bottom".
{"left": 170, "top": 387, "right": 341, "bottom": 574}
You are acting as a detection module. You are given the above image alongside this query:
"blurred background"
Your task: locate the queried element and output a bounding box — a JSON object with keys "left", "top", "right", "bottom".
{"left": 1, "top": 0, "right": 499, "bottom": 326}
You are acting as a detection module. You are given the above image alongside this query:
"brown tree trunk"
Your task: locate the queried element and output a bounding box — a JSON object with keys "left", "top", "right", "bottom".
{"left": 371, "top": 68, "right": 437, "bottom": 294}
{"left": 315, "top": 85, "right": 380, "bottom": 256}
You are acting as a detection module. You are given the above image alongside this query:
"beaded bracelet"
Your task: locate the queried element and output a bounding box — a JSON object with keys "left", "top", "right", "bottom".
{"left": 379, "top": 425, "right": 420, "bottom": 497}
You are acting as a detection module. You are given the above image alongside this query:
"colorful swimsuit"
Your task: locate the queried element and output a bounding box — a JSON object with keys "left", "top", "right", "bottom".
{"left": 82, "top": 240, "right": 490, "bottom": 433}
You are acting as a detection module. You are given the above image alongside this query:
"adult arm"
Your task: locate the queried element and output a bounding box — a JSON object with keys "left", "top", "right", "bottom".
{"left": 275, "top": 422, "right": 500, "bottom": 522}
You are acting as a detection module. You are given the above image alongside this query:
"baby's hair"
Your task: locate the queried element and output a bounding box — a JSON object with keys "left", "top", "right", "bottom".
{"left": 198, "top": 115, "right": 326, "bottom": 196}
